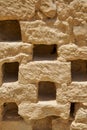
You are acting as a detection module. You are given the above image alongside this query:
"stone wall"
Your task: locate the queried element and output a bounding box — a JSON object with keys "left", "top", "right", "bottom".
{"left": 0, "top": 0, "right": 87, "bottom": 130}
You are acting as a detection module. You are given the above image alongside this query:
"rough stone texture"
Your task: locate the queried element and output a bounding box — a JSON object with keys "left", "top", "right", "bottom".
{"left": 0, "top": 0, "right": 38, "bottom": 20}
{"left": 20, "top": 20, "right": 69, "bottom": 45}
{"left": 19, "top": 61, "right": 71, "bottom": 84}
{"left": 19, "top": 101, "right": 70, "bottom": 121}
{"left": 0, "top": 42, "right": 32, "bottom": 61}
{"left": 0, "top": 0, "right": 87, "bottom": 130}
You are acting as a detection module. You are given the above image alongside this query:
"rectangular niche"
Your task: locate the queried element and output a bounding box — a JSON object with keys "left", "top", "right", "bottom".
{"left": 70, "top": 103, "right": 82, "bottom": 119}
{"left": 33, "top": 44, "right": 57, "bottom": 61}
{"left": 70, "top": 103, "right": 75, "bottom": 118}
{"left": 2, "top": 102, "right": 22, "bottom": 121}
{"left": 71, "top": 60, "right": 87, "bottom": 81}
{"left": 38, "top": 81, "right": 56, "bottom": 101}
{"left": 33, "top": 116, "right": 52, "bottom": 130}
{"left": 0, "top": 20, "right": 21, "bottom": 42}
{"left": 2, "top": 62, "right": 19, "bottom": 83}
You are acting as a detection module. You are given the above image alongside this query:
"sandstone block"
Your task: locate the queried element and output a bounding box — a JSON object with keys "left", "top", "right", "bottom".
{"left": 19, "top": 61, "right": 71, "bottom": 84}
{"left": 59, "top": 43, "right": 87, "bottom": 61}
{"left": 19, "top": 102, "right": 70, "bottom": 121}
{"left": 0, "top": 0, "right": 38, "bottom": 20}
{"left": 71, "top": 121, "right": 87, "bottom": 130}
{"left": 0, "top": 82, "right": 37, "bottom": 104}
{"left": 0, "top": 42, "right": 32, "bottom": 63}
{"left": 57, "top": 82, "right": 87, "bottom": 103}
{"left": 20, "top": 20, "right": 69, "bottom": 45}
{"left": 75, "top": 108, "right": 87, "bottom": 124}
{"left": 73, "top": 24, "right": 87, "bottom": 46}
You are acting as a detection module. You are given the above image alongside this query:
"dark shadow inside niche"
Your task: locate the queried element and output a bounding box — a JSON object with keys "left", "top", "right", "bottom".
{"left": 70, "top": 103, "right": 75, "bottom": 118}
{"left": 2, "top": 62, "right": 19, "bottom": 83}
{"left": 0, "top": 20, "right": 21, "bottom": 42}
{"left": 63, "top": 0, "right": 73, "bottom": 4}
{"left": 70, "top": 103, "right": 83, "bottom": 119}
{"left": 38, "top": 81, "right": 56, "bottom": 101}
{"left": 33, "top": 116, "right": 57, "bottom": 130}
{"left": 33, "top": 44, "right": 57, "bottom": 61}
{"left": 71, "top": 60, "right": 87, "bottom": 81}
{"left": 2, "top": 102, "right": 22, "bottom": 121}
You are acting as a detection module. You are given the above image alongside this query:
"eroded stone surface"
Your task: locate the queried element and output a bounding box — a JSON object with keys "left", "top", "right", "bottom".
{"left": 0, "top": 0, "right": 38, "bottom": 20}
{"left": 19, "top": 61, "right": 71, "bottom": 84}
{"left": 18, "top": 101, "right": 70, "bottom": 121}
{"left": 0, "top": 0, "right": 87, "bottom": 129}
{"left": 20, "top": 20, "right": 69, "bottom": 45}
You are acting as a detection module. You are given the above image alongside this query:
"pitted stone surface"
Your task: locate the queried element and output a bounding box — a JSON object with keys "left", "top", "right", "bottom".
{"left": 0, "top": 0, "right": 87, "bottom": 130}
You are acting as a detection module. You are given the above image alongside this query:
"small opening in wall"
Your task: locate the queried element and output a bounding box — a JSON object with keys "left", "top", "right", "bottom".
{"left": 33, "top": 44, "right": 57, "bottom": 61}
{"left": 70, "top": 103, "right": 75, "bottom": 118}
{"left": 33, "top": 116, "right": 53, "bottom": 130}
{"left": 0, "top": 20, "right": 21, "bottom": 42}
{"left": 2, "top": 102, "right": 22, "bottom": 121}
{"left": 38, "top": 81, "right": 56, "bottom": 101}
{"left": 64, "top": 0, "right": 73, "bottom": 4}
{"left": 71, "top": 60, "right": 87, "bottom": 81}
{"left": 2, "top": 62, "right": 19, "bottom": 83}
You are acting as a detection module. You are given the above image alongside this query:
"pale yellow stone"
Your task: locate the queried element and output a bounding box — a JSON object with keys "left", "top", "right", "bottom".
{"left": 0, "top": 82, "right": 37, "bottom": 104}
{"left": 19, "top": 61, "right": 71, "bottom": 84}
{"left": 0, "top": 42, "right": 32, "bottom": 62}
{"left": 0, "top": 0, "right": 87, "bottom": 129}
{"left": 20, "top": 20, "right": 69, "bottom": 45}
{"left": 19, "top": 102, "right": 70, "bottom": 121}
{"left": 0, "top": 0, "right": 38, "bottom": 20}
{"left": 57, "top": 82, "right": 87, "bottom": 103}
{"left": 59, "top": 43, "right": 87, "bottom": 61}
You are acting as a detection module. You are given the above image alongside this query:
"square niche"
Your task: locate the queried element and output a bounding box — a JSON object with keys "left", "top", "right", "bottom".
{"left": 38, "top": 81, "right": 56, "bottom": 101}
{"left": 71, "top": 60, "right": 87, "bottom": 81}
{"left": 33, "top": 44, "right": 57, "bottom": 61}
{"left": 2, "top": 102, "right": 22, "bottom": 121}
{"left": 0, "top": 20, "right": 21, "bottom": 42}
{"left": 2, "top": 62, "right": 19, "bottom": 83}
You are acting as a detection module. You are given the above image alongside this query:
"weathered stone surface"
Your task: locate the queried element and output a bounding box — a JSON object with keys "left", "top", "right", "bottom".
{"left": 19, "top": 61, "right": 71, "bottom": 84}
{"left": 56, "top": 82, "right": 87, "bottom": 103}
{"left": 38, "top": 0, "right": 57, "bottom": 18}
{"left": 0, "top": 82, "right": 37, "bottom": 104}
{"left": 71, "top": 122, "right": 87, "bottom": 130}
{"left": 71, "top": 108, "right": 87, "bottom": 130}
{"left": 59, "top": 43, "right": 87, "bottom": 61}
{"left": 0, "top": 0, "right": 38, "bottom": 20}
{"left": 19, "top": 101, "right": 70, "bottom": 121}
{"left": 20, "top": 20, "right": 69, "bottom": 45}
{"left": 0, "top": 42, "right": 33, "bottom": 86}
{"left": 0, "top": 0, "right": 87, "bottom": 129}
{"left": 73, "top": 23, "right": 87, "bottom": 46}
{"left": 0, "top": 42, "right": 32, "bottom": 62}
{"left": 75, "top": 108, "right": 87, "bottom": 124}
